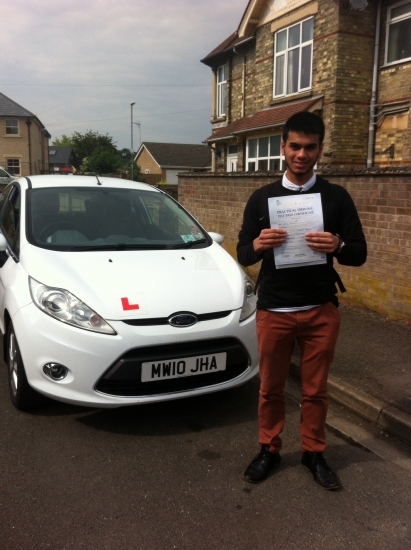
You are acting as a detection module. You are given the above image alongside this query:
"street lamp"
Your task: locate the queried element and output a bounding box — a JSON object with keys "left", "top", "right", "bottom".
{"left": 130, "top": 101, "right": 135, "bottom": 181}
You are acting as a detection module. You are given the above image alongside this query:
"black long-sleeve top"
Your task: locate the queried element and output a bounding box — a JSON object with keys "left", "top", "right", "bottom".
{"left": 237, "top": 176, "right": 367, "bottom": 309}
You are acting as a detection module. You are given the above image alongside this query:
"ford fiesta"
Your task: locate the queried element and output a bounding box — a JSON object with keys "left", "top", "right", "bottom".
{"left": 0, "top": 175, "right": 258, "bottom": 410}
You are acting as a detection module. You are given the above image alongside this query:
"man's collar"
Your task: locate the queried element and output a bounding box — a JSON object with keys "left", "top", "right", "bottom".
{"left": 282, "top": 171, "right": 316, "bottom": 192}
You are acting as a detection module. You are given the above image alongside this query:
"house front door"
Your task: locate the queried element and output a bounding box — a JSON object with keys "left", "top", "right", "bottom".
{"left": 227, "top": 155, "right": 238, "bottom": 172}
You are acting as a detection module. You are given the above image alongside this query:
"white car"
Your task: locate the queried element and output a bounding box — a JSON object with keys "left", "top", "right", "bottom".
{"left": 0, "top": 175, "right": 258, "bottom": 410}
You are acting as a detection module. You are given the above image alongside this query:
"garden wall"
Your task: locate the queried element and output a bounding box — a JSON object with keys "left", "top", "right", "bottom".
{"left": 178, "top": 170, "right": 411, "bottom": 321}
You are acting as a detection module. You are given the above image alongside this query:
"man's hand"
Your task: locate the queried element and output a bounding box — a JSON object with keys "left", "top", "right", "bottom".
{"left": 305, "top": 232, "right": 339, "bottom": 254}
{"left": 253, "top": 228, "right": 287, "bottom": 255}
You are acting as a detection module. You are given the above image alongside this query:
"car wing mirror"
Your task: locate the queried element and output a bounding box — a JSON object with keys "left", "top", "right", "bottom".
{"left": 0, "top": 232, "right": 7, "bottom": 252}
{"left": 208, "top": 232, "right": 224, "bottom": 245}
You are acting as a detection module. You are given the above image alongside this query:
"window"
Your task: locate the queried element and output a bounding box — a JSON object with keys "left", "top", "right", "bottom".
{"left": 386, "top": 1, "right": 411, "bottom": 64}
{"left": 216, "top": 64, "right": 227, "bottom": 117}
{"left": 273, "top": 17, "right": 314, "bottom": 98}
{"left": 7, "top": 159, "right": 20, "bottom": 176}
{"left": 28, "top": 187, "right": 207, "bottom": 250}
{"left": 5, "top": 119, "right": 18, "bottom": 135}
{"left": 246, "top": 135, "right": 284, "bottom": 171}
{"left": 0, "top": 185, "right": 20, "bottom": 252}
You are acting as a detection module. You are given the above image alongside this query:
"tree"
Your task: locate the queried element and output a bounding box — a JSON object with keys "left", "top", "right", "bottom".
{"left": 52, "top": 134, "right": 73, "bottom": 147}
{"left": 51, "top": 130, "right": 123, "bottom": 173}
{"left": 88, "top": 147, "right": 122, "bottom": 175}
{"left": 124, "top": 160, "right": 143, "bottom": 181}
{"left": 118, "top": 148, "right": 132, "bottom": 166}
{"left": 68, "top": 130, "right": 118, "bottom": 169}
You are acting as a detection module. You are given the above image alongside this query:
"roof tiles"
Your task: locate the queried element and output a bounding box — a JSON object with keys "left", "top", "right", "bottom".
{"left": 0, "top": 92, "right": 36, "bottom": 117}
{"left": 138, "top": 142, "right": 211, "bottom": 169}
{"left": 206, "top": 98, "right": 322, "bottom": 142}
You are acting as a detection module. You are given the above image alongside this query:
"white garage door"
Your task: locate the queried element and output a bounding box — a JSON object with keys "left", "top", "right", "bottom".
{"left": 165, "top": 170, "right": 180, "bottom": 185}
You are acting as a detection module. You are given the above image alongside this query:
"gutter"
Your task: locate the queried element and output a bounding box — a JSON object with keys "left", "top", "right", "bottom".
{"left": 232, "top": 122, "right": 284, "bottom": 136}
{"left": 201, "top": 35, "right": 254, "bottom": 66}
{"left": 206, "top": 122, "right": 284, "bottom": 143}
{"left": 374, "top": 106, "right": 409, "bottom": 125}
{"left": 26, "top": 118, "right": 32, "bottom": 174}
{"left": 367, "top": 0, "right": 382, "bottom": 168}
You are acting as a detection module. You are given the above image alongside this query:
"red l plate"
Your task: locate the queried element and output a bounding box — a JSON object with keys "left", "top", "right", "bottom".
{"left": 121, "top": 298, "right": 140, "bottom": 311}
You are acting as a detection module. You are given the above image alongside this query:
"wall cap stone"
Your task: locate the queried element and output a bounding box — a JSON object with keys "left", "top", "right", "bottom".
{"left": 178, "top": 167, "right": 411, "bottom": 179}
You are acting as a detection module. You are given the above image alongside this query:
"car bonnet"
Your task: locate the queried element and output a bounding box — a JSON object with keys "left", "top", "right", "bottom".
{"left": 20, "top": 242, "right": 245, "bottom": 320}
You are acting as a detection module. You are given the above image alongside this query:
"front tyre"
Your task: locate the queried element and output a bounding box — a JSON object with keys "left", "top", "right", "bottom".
{"left": 8, "top": 322, "right": 42, "bottom": 410}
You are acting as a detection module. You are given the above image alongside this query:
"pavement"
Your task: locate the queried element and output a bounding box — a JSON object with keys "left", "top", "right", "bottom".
{"left": 288, "top": 303, "right": 411, "bottom": 445}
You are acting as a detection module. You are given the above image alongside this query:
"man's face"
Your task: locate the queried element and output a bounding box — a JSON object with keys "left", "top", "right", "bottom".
{"left": 281, "top": 131, "right": 323, "bottom": 184}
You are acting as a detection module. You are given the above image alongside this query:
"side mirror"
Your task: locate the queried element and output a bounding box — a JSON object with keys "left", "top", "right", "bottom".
{"left": 0, "top": 233, "right": 7, "bottom": 252}
{"left": 208, "top": 232, "right": 224, "bottom": 245}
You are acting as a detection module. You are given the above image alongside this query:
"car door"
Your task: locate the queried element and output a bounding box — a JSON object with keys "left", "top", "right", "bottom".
{"left": 0, "top": 184, "right": 21, "bottom": 331}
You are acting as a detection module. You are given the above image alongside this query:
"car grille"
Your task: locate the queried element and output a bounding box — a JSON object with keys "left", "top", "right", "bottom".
{"left": 121, "top": 310, "right": 232, "bottom": 326}
{"left": 95, "top": 337, "right": 250, "bottom": 397}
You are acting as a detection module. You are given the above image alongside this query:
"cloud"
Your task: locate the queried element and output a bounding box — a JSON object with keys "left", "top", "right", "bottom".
{"left": 0, "top": 0, "right": 247, "bottom": 148}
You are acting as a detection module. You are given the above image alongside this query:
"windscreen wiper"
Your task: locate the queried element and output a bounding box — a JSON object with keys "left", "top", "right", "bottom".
{"left": 68, "top": 244, "right": 168, "bottom": 251}
{"left": 171, "top": 238, "right": 208, "bottom": 249}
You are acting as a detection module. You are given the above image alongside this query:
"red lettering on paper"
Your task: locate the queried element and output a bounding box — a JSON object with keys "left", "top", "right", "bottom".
{"left": 121, "top": 298, "right": 140, "bottom": 311}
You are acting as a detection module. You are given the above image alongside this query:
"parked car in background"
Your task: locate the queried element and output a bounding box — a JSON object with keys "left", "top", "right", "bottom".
{"left": 0, "top": 166, "right": 15, "bottom": 186}
{"left": 0, "top": 175, "right": 258, "bottom": 410}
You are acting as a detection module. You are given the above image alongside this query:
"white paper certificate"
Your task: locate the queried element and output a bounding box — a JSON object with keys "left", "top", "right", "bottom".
{"left": 268, "top": 193, "right": 326, "bottom": 269}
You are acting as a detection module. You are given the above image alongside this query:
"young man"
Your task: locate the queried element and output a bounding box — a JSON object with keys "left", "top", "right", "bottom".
{"left": 237, "top": 111, "right": 367, "bottom": 490}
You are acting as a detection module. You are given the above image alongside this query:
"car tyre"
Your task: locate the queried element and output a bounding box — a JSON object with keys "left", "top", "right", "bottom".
{"left": 7, "top": 322, "right": 42, "bottom": 410}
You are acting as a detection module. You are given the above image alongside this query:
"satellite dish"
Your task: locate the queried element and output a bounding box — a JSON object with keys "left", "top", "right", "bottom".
{"left": 349, "top": 0, "right": 368, "bottom": 10}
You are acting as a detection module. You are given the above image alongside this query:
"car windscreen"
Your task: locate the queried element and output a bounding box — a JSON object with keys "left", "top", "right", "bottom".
{"left": 26, "top": 187, "right": 209, "bottom": 251}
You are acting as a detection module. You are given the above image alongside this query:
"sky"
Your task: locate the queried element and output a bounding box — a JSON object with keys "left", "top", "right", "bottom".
{"left": 0, "top": 0, "right": 247, "bottom": 151}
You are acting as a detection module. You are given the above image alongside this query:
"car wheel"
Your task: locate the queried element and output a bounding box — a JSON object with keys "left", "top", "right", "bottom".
{"left": 7, "top": 322, "right": 42, "bottom": 410}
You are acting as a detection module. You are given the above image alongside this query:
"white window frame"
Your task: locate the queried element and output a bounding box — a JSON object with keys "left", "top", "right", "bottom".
{"left": 227, "top": 144, "right": 238, "bottom": 172}
{"left": 246, "top": 135, "right": 284, "bottom": 172}
{"left": 273, "top": 17, "right": 314, "bottom": 99}
{"left": 6, "top": 158, "right": 21, "bottom": 176}
{"left": 385, "top": 1, "right": 411, "bottom": 65}
{"left": 5, "top": 119, "right": 19, "bottom": 135}
{"left": 216, "top": 64, "right": 227, "bottom": 117}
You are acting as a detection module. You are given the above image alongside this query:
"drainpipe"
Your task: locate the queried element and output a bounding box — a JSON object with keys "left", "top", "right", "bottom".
{"left": 367, "top": 0, "right": 382, "bottom": 168}
{"left": 26, "top": 119, "right": 32, "bottom": 175}
{"left": 233, "top": 47, "right": 246, "bottom": 118}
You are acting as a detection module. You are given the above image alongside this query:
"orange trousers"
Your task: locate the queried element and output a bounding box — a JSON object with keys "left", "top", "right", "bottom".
{"left": 256, "top": 302, "right": 341, "bottom": 453}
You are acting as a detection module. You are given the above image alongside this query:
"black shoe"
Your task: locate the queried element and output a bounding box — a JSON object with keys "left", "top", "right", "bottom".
{"left": 244, "top": 445, "right": 281, "bottom": 483}
{"left": 301, "top": 451, "right": 340, "bottom": 490}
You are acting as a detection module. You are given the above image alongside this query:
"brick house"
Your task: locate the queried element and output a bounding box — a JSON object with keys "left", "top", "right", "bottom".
{"left": 135, "top": 142, "right": 211, "bottom": 185}
{"left": 0, "top": 92, "right": 51, "bottom": 177}
{"left": 201, "top": 0, "right": 411, "bottom": 172}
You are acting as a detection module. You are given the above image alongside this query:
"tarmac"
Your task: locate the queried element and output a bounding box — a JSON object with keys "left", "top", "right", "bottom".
{"left": 288, "top": 303, "right": 411, "bottom": 446}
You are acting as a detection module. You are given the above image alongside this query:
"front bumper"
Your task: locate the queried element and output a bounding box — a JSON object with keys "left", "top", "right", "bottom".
{"left": 12, "top": 303, "right": 259, "bottom": 407}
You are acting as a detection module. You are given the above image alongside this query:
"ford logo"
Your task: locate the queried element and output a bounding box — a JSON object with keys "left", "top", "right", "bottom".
{"left": 168, "top": 313, "right": 198, "bottom": 328}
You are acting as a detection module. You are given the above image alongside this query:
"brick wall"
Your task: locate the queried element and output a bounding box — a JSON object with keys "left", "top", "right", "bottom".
{"left": 136, "top": 148, "right": 161, "bottom": 176}
{"left": 179, "top": 171, "right": 411, "bottom": 321}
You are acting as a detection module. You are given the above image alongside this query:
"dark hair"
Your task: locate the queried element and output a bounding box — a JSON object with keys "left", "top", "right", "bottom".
{"left": 282, "top": 111, "right": 325, "bottom": 144}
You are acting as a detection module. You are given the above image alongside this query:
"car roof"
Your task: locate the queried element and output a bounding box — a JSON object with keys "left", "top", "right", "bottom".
{"left": 14, "top": 174, "right": 161, "bottom": 193}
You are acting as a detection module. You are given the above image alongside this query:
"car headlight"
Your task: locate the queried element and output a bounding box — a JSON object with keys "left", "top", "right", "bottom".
{"left": 240, "top": 276, "right": 257, "bottom": 322}
{"left": 29, "top": 277, "right": 116, "bottom": 335}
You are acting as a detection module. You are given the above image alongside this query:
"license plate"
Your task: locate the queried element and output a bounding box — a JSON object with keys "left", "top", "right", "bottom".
{"left": 141, "top": 352, "right": 227, "bottom": 383}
